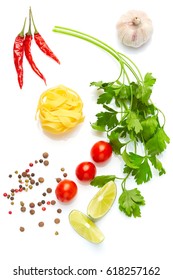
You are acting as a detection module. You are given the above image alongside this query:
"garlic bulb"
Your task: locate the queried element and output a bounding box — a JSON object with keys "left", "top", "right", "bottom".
{"left": 116, "top": 10, "right": 153, "bottom": 48}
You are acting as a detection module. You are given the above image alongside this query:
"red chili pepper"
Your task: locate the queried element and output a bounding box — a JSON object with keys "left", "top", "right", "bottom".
{"left": 24, "top": 11, "right": 46, "bottom": 85}
{"left": 34, "top": 33, "right": 60, "bottom": 64}
{"left": 13, "top": 18, "right": 26, "bottom": 89}
{"left": 31, "top": 9, "right": 60, "bottom": 64}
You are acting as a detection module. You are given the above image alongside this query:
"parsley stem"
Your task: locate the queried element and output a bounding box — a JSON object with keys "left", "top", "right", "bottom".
{"left": 117, "top": 52, "right": 143, "bottom": 82}
{"left": 53, "top": 26, "right": 142, "bottom": 83}
{"left": 121, "top": 172, "right": 131, "bottom": 191}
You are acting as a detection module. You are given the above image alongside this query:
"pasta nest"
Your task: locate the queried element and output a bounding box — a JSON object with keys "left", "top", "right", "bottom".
{"left": 36, "top": 85, "right": 84, "bottom": 134}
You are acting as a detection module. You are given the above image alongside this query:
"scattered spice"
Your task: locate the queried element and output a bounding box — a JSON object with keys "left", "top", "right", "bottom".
{"left": 38, "top": 177, "right": 44, "bottom": 183}
{"left": 30, "top": 179, "right": 35, "bottom": 185}
{"left": 29, "top": 202, "right": 35, "bottom": 208}
{"left": 56, "top": 178, "right": 61, "bottom": 183}
{"left": 46, "top": 188, "right": 52, "bottom": 194}
{"left": 54, "top": 218, "right": 60, "bottom": 224}
{"left": 55, "top": 231, "right": 59, "bottom": 235}
{"left": 44, "top": 160, "right": 49, "bottom": 166}
{"left": 21, "top": 206, "right": 26, "bottom": 212}
{"left": 63, "top": 173, "right": 68, "bottom": 178}
{"left": 61, "top": 168, "right": 65, "bottom": 172}
{"left": 30, "top": 209, "right": 35, "bottom": 215}
{"left": 4, "top": 152, "right": 64, "bottom": 235}
{"left": 22, "top": 172, "right": 27, "bottom": 177}
{"left": 51, "top": 200, "right": 56, "bottom": 205}
{"left": 38, "top": 221, "right": 44, "bottom": 227}
{"left": 43, "top": 152, "right": 49, "bottom": 158}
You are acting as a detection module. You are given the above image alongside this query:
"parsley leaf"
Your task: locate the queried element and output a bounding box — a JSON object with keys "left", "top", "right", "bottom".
{"left": 146, "top": 128, "right": 170, "bottom": 155}
{"left": 122, "top": 150, "right": 143, "bottom": 169}
{"left": 95, "top": 111, "right": 118, "bottom": 130}
{"left": 90, "top": 175, "right": 116, "bottom": 188}
{"left": 144, "top": 73, "right": 156, "bottom": 87}
{"left": 119, "top": 188, "right": 145, "bottom": 217}
{"left": 90, "top": 81, "right": 114, "bottom": 89}
{"left": 108, "top": 131, "right": 126, "bottom": 154}
{"left": 134, "top": 73, "right": 156, "bottom": 104}
{"left": 91, "top": 122, "right": 105, "bottom": 131}
{"left": 126, "top": 111, "right": 143, "bottom": 134}
{"left": 149, "top": 156, "right": 166, "bottom": 176}
{"left": 97, "top": 91, "right": 114, "bottom": 104}
{"left": 141, "top": 116, "right": 159, "bottom": 141}
{"left": 132, "top": 158, "right": 152, "bottom": 184}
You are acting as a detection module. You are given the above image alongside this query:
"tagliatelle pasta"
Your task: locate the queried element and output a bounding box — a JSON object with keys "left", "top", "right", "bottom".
{"left": 36, "top": 85, "right": 84, "bottom": 134}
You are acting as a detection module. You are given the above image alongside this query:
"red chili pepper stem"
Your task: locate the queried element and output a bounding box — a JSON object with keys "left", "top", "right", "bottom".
{"left": 30, "top": 7, "right": 38, "bottom": 34}
{"left": 27, "top": 7, "right": 32, "bottom": 35}
{"left": 19, "top": 17, "right": 27, "bottom": 37}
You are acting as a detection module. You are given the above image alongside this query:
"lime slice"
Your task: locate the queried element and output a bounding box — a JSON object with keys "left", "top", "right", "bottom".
{"left": 69, "top": 210, "right": 104, "bottom": 244}
{"left": 87, "top": 181, "right": 117, "bottom": 220}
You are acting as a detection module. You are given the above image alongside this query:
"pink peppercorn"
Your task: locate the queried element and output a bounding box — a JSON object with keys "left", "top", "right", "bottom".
{"left": 25, "top": 169, "right": 30, "bottom": 173}
{"left": 42, "top": 207, "right": 46, "bottom": 211}
{"left": 47, "top": 201, "right": 50, "bottom": 205}
{"left": 8, "top": 211, "right": 12, "bottom": 214}
{"left": 29, "top": 163, "right": 33, "bottom": 167}
{"left": 3, "top": 193, "right": 7, "bottom": 197}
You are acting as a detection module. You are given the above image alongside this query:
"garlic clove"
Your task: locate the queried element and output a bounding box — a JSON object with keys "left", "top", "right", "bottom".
{"left": 116, "top": 10, "right": 153, "bottom": 48}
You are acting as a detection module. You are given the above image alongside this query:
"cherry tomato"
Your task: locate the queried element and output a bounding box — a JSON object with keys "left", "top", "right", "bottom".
{"left": 75, "top": 161, "right": 96, "bottom": 181}
{"left": 90, "top": 140, "right": 112, "bottom": 163}
{"left": 55, "top": 179, "right": 77, "bottom": 202}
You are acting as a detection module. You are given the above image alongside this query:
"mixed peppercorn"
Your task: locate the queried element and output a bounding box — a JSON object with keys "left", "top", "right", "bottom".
{"left": 3, "top": 152, "right": 66, "bottom": 235}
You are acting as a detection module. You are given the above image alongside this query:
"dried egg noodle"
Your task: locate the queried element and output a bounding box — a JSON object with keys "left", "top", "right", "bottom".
{"left": 36, "top": 85, "right": 84, "bottom": 134}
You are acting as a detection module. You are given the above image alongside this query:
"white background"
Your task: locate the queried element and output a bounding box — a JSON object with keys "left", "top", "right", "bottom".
{"left": 0, "top": 0, "right": 172, "bottom": 279}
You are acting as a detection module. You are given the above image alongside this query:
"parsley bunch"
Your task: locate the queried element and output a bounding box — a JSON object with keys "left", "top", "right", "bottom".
{"left": 53, "top": 26, "right": 170, "bottom": 217}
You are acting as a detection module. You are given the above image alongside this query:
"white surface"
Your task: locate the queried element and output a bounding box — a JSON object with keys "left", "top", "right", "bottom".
{"left": 0, "top": 0, "right": 172, "bottom": 279}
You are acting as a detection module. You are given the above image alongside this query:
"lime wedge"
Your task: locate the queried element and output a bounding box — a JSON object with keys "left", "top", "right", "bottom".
{"left": 69, "top": 210, "right": 104, "bottom": 244}
{"left": 87, "top": 181, "right": 117, "bottom": 220}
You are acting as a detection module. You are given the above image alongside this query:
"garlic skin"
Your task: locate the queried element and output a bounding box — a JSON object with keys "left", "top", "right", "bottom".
{"left": 116, "top": 10, "right": 153, "bottom": 48}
